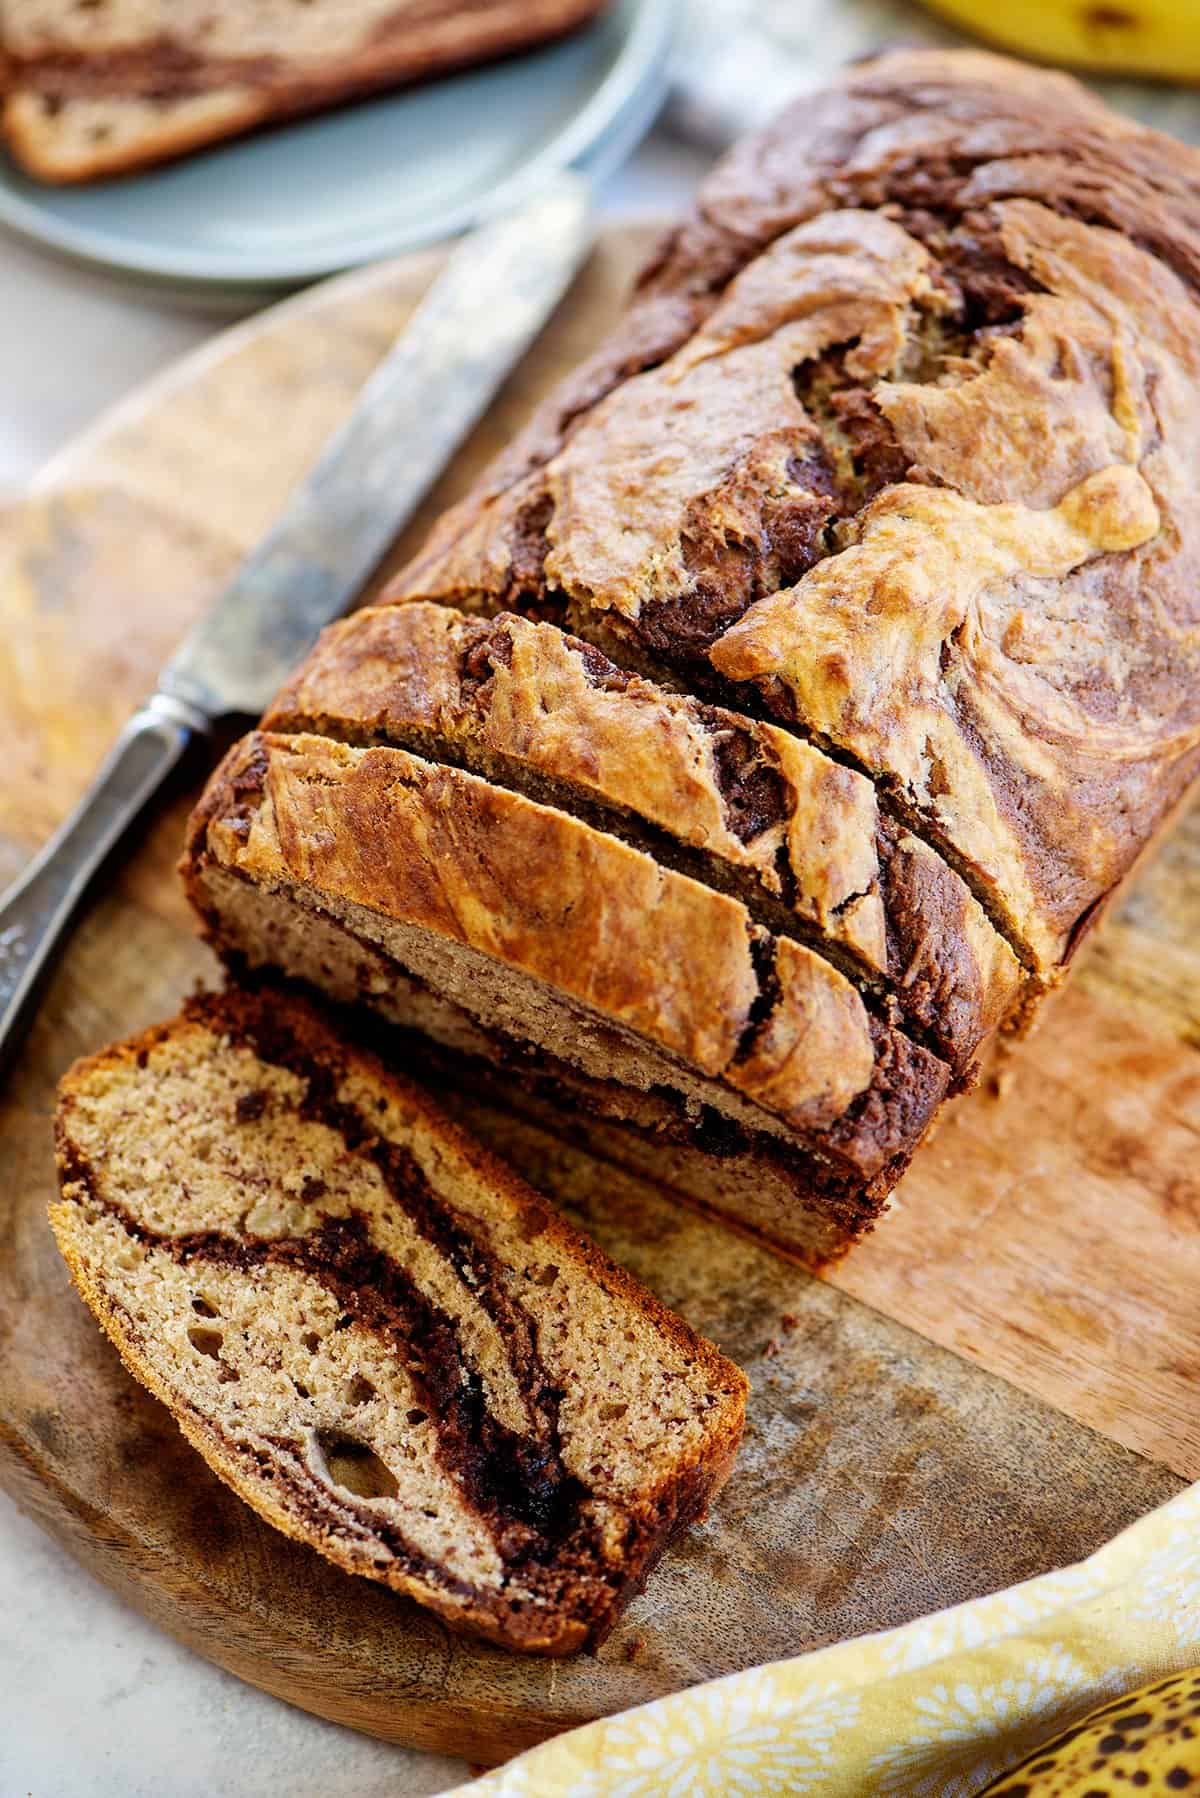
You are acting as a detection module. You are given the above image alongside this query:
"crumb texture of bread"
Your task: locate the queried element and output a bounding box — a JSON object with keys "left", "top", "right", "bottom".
{"left": 51, "top": 987, "right": 747, "bottom": 1653}
{"left": 2, "top": 0, "right": 606, "bottom": 181}
{"left": 187, "top": 871, "right": 929, "bottom": 1261}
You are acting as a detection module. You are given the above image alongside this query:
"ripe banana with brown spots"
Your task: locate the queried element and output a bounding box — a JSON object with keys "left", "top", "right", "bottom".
{"left": 919, "top": 0, "right": 1200, "bottom": 80}
{"left": 981, "top": 1665, "right": 1200, "bottom": 1793}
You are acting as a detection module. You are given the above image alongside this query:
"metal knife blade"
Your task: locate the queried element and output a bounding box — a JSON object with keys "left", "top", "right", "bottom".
{"left": 161, "top": 169, "right": 592, "bottom": 721}
{"left": 0, "top": 170, "right": 592, "bottom": 1079}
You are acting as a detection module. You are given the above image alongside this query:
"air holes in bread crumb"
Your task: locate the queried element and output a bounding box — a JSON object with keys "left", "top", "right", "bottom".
{"left": 345, "top": 1375, "right": 375, "bottom": 1406}
{"left": 314, "top": 1432, "right": 399, "bottom": 1502}
{"left": 188, "top": 1324, "right": 240, "bottom": 1382}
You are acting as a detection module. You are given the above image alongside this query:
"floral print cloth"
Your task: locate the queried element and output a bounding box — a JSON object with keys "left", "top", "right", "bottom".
{"left": 447, "top": 1482, "right": 1200, "bottom": 1796}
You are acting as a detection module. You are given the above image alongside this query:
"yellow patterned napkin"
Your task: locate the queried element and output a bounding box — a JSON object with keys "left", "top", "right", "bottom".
{"left": 448, "top": 1482, "right": 1200, "bottom": 1796}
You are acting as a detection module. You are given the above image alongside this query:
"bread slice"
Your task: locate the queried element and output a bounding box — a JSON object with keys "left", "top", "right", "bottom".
{"left": 182, "top": 728, "right": 953, "bottom": 1261}
{"left": 51, "top": 986, "right": 748, "bottom": 1654}
{"left": 179, "top": 870, "right": 931, "bottom": 1262}
{"left": 2, "top": 0, "right": 606, "bottom": 183}
{"left": 266, "top": 602, "right": 1024, "bottom": 1071}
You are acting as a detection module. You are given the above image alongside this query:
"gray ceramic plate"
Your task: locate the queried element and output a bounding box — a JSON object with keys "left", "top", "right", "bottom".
{"left": 0, "top": 0, "right": 674, "bottom": 290}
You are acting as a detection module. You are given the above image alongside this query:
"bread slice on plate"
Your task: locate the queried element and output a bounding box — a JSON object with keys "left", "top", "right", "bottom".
{"left": 51, "top": 985, "right": 747, "bottom": 1654}
{"left": 2, "top": 0, "right": 607, "bottom": 183}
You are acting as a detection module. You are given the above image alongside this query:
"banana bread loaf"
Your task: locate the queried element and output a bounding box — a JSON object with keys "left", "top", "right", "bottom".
{"left": 2, "top": 0, "right": 605, "bottom": 182}
{"left": 184, "top": 49, "right": 1200, "bottom": 1261}
{"left": 52, "top": 986, "right": 747, "bottom": 1653}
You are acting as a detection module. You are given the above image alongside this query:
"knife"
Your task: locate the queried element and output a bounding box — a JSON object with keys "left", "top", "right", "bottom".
{"left": 0, "top": 171, "right": 592, "bottom": 1078}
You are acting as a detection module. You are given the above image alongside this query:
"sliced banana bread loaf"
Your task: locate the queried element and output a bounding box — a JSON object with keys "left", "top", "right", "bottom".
{"left": 52, "top": 986, "right": 747, "bottom": 1654}
{"left": 3, "top": 0, "right": 605, "bottom": 182}
{"left": 185, "top": 49, "right": 1200, "bottom": 1264}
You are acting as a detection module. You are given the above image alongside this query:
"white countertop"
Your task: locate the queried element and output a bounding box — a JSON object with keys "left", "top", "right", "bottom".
{"left": 0, "top": 129, "right": 709, "bottom": 1798}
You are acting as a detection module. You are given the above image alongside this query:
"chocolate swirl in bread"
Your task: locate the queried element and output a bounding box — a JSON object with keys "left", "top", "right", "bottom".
{"left": 52, "top": 987, "right": 747, "bottom": 1652}
{"left": 265, "top": 602, "right": 1023, "bottom": 1071}
{"left": 394, "top": 50, "right": 1200, "bottom": 979}
{"left": 183, "top": 732, "right": 952, "bottom": 1235}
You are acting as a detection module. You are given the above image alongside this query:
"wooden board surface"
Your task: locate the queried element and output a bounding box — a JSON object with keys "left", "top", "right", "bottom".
{"left": 0, "top": 226, "right": 1196, "bottom": 1765}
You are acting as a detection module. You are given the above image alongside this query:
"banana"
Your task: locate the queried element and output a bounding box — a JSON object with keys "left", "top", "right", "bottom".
{"left": 920, "top": 0, "right": 1200, "bottom": 81}
{"left": 981, "top": 1664, "right": 1200, "bottom": 1793}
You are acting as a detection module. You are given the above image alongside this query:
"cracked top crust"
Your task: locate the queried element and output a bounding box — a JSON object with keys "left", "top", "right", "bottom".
{"left": 266, "top": 603, "right": 1022, "bottom": 1068}
{"left": 390, "top": 48, "right": 1200, "bottom": 975}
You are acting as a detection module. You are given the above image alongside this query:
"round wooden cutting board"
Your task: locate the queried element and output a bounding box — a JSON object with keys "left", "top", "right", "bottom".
{"left": 1, "top": 226, "right": 1197, "bottom": 1766}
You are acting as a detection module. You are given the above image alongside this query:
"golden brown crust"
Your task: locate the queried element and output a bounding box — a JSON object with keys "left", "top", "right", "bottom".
{"left": 175, "top": 48, "right": 1200, "bottom": 1260}
{"left": 180, "top": 861, "right": 940, "bottom": 1267}
{"left": 267, "top": 603, "right": 891, "bottom": 970}
{"left": 3, "top": 0, "right": 606, "bottom": 182}
{"left": 708, "top": 461, "right": 1165, "bottom": 973}
{"left": 388, "top": 48, "right": 1200, "bottom": 980}
{"left": 185, "top": 730, "right": 912, "bottom": 1138}
{"left": 52, "top": 985, "right": 748, "bottom": 1654}
{"left": 266, "top": 602, "right": 1023, "bottom": 1068}
{"left": 2, "top": 89, "right": 267, "bottom": 182}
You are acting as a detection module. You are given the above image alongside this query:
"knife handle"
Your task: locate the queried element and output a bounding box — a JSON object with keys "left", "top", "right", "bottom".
{"left": 0, "top": 694, "right": 207, "bottom": 1084}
